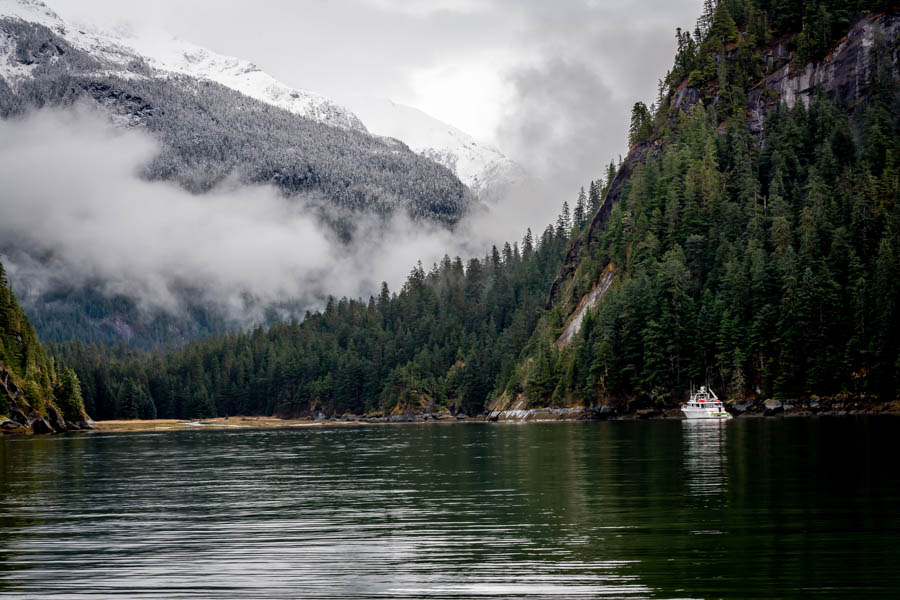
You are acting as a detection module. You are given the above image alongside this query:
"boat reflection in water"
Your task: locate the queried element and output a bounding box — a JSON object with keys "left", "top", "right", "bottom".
{"left": 682, "top": 418, "right": 728, "bottom": 502}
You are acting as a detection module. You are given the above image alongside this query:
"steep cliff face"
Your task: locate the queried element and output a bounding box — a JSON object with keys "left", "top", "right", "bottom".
{"left": 0, "top": 260, "right": 93, "bottom": 434}
{"left": 545, "top": 138, "right": 659, "bottom": 309}
{"left": 746, "top": 14, "right": 900, "bottom": 135}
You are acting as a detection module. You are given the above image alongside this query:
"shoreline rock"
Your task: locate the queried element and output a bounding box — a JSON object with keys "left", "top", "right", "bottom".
{"left": 0, "top": 414, "right": 97, "bottom": 435}
{"left": 482, "top": 396, "right": 900, "bottom": 422}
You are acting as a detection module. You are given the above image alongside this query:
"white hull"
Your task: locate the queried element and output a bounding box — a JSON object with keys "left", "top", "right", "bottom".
{"left": 681, "top": 406, "right": 732, "bottom": 420}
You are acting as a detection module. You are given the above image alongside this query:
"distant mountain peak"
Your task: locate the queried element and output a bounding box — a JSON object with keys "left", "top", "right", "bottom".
{"left": 343, "top": 96, "right": 522, "bottom": 198}
{"left": 0, "top": 0, "right": 59, "bottom": 26}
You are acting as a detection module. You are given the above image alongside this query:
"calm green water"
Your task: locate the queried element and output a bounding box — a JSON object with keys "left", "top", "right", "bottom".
{"left": 1, "top": 419, "right": 898, "bottom": 599}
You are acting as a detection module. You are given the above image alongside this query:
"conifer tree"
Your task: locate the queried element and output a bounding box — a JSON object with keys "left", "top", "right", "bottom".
{"left": 574, "top": 187, "right": 587, "bottom": 230}
{"left": 588, "top": 180, "right": 602, "bottom": 214}
{"left": 523, "top": 229, "right": 535, "bottom": 256}
{"left": 629, "top": 102, "right": 652, "bottom": 146}
{"left": 556, "top": 202, "right": 571, "bottom": 237}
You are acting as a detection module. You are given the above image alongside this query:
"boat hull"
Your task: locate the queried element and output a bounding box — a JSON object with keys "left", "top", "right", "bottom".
{"left": 681, "top": 406, "right": 732, "bottom": 420}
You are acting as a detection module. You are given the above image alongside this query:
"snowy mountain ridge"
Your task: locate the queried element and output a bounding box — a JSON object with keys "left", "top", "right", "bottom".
{"left": 0, "top": 0, "right": 365, "bottom": 131}
{"left": 0, "top": 0, "right": 520, "bottom": 195}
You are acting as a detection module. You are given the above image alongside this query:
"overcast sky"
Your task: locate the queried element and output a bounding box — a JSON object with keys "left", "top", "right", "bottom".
{"left": 45, "top": 0, "right": 703, "bottom": 176}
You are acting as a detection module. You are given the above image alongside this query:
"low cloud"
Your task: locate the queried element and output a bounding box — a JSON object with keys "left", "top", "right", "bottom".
{"left": 493, "top": 1, "right": 701, "bottom": 222}
{"left": 0, "top": 108, "right": 465, "bottom": 321}
{"left": 499, "top": 56, "right": 619, "bottom": 205}
{"left": 0, "top": 3, "right": 705, "bottom": 327}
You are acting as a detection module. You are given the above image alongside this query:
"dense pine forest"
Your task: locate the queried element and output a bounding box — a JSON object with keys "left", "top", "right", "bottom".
{"left": 50, "top": 189, "right": 605, "bottom": 420}
{"left": 32, "top": 0, "right": 900, "bottom": 419}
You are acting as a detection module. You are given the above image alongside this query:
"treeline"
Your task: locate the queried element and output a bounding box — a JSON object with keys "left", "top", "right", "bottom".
{"left": 509, "top": 81, "right": 898, "bottom": 406}
{"left": 49, "top": 182, "right": 612, "bottom": 420}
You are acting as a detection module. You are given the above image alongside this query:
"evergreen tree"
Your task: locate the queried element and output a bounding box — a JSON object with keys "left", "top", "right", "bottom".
{"left": 629, "top": 102, "right": 652, "bottom": 146}
{"left": 573, "top": 187, "right": 587, "bottom": 230}
{"left": 556, "top": 202, "right": 571, "bottom": 237}
{"left": 588, "top": 180, "right": 602, "bottom": 214}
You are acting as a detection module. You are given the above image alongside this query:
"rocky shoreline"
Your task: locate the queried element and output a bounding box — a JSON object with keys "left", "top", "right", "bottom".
{"left": 1, "top": 394, "right": 95, "bottom": 435}
{"left": 485, "top": 396, "right": 900, "bottom": 422}
{"left": 272, "top": 396, "right": 900, "bottom": 424}
{"left": 4, "top": 397, "right": 897, "bottom": 436}
{"left": 0, "top": 407, "right": 95, "bottom": 434}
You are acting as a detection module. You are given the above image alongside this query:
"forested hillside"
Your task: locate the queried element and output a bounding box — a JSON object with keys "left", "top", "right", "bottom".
{"left": 43, "top": 1, "right": 900, "bottom": 419}
{"left": 50, "top": 187, "right": 608, "bottom": 420}
{"left": 0, "top": 260, "right": 91, "bottom": 433}
{"left": 498, "top": 0, "right": 900, "bottom": 412}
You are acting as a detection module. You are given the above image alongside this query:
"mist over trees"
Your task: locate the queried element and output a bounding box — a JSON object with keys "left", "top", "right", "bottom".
{"left": 0, "top": 16, "right": 475, "bottom": 350}
{"left": 50, "top": 188, "right": 612, "bottom": 420}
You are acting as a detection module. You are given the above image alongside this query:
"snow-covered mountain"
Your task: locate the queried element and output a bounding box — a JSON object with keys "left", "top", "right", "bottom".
{"left": 1, "top": 0, "right": 472, "bottom": 225}
{"left": 344, "top": 97, "right": 521, "bottom": 199}
{"left": 0, "top": 0, "right": 366, "bottom": 131}
{"left": 1, "top": 0, "right": 520, "bottom": 196}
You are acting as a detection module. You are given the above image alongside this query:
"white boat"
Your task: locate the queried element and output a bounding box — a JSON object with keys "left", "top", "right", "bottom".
{"left": 681, "top": 386, "right": 732, "bottom": 420}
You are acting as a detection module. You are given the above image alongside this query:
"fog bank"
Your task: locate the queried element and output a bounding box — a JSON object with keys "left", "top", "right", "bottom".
{"left": 0, "top": 109, "right": 474, "bottom": 320}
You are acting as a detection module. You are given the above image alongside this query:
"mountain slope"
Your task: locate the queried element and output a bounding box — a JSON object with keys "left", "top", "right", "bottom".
{"left": 497, "top": 3, "right": 900, "bottom": 415}
{"left": 1, "top": 259, "right": 92, "bottom": 433}
{"left": 0, "top": 0, "right": 470, "bottom": 223}
{"left": 0, "top": 0, "right": 473, "bottom": 349}
{"left": 1, "top": 0, "right": 514, "bottom": 199}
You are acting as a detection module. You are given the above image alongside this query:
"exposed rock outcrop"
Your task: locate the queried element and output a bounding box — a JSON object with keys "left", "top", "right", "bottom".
{"left": 746, "top": 14, "right": 900, "bottom": 136}
{"left": 546, "top": 138, "right": 659, "bottom": 308}
{"left": 556, "top": 267, "right": 615, "bottom": 349}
